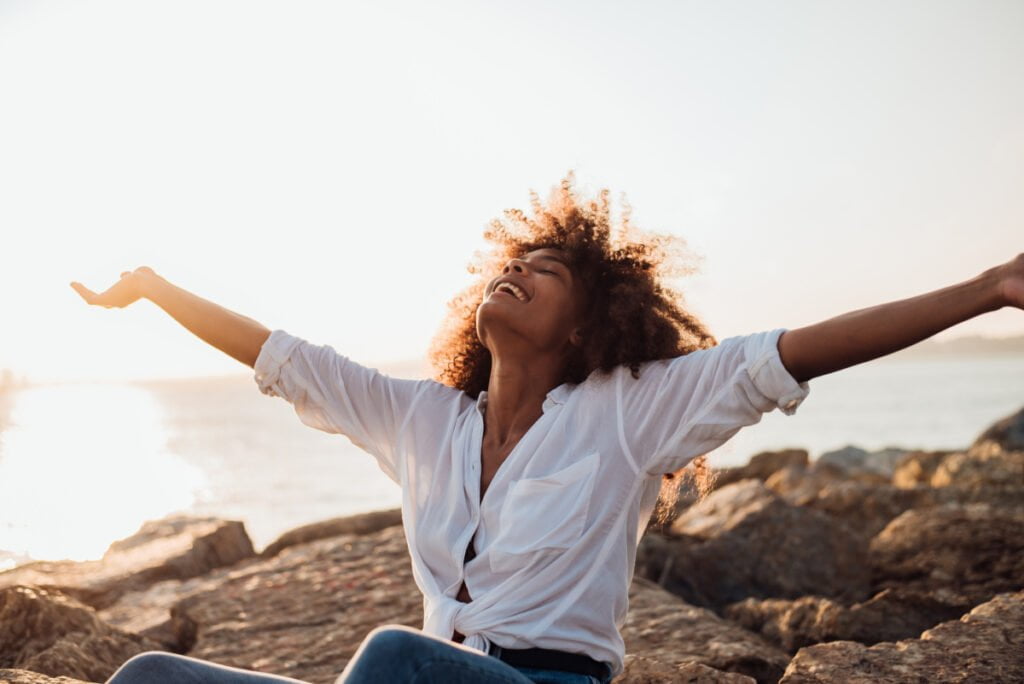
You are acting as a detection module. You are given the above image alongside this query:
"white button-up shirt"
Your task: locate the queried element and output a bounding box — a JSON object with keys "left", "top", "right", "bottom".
{"left": 253, "top": 327, "right": 810, "bottom": 678}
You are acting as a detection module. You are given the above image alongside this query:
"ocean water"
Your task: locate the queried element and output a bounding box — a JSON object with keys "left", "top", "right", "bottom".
{"left": 1, "top": 353, "right": 1021, "bottom": 571}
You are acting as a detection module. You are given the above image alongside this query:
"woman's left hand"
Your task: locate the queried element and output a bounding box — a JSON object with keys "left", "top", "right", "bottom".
{"left": 995, "top": 253, "right": 1024, "bottom": 310}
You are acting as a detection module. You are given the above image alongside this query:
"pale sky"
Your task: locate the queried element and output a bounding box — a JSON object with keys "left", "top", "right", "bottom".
{"left": 1, "top": 0, "right": 1021, "bottom": 383}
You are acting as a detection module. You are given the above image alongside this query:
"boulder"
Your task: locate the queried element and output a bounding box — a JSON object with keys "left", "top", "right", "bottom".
{"left": 0, "top": 671, "right": 90, "bottom": 684}
{"left": 762, "top": 463, "right": 844, "bottom": 507}
{"left": 971, "top": 405, "right": 1024, "bottom": 452}
{"left": 0, "top": 586, "right": 160, "bottom": 683}
{"left": 815, "top": 445, "right": 908, "bottom": 482}
{"left": 97, "top": 561, "right": 264, "bottom": 652}
{"left": 724, "top": 587, "right": 973, "bottom": 652}
{"left": 870, "top": 503, "right": 1024, "bottom": 604}
{"left": 620, "top": 577, "right": 788, "bottom": 684}
{"left": 795, "top": 481, "right": 940, "bottom": 539}
{"left": 98, "top": 509, "right": 411, "bottom": 652}
{"left": 640, "top": 481, "right": 870, "bottom": 610}
{"left": 711, "top": 449, "right": 809, "bottom": 490}
{"left": 615, "top": 655, "right": 756, "bottom": 683}
{"left": 166, "top": 525, "right": 422, "bottom": 684}
{"left": 931, "top": 439, "right": 1024, "bottom": 490}
{"left": 779, "top": 590, "right": 1024, "bottom": 683}
{"left": 890, "top": 449, "right": 955, "bottom": 488}
{"left": 259, "top": 507, "right": 403, "bottom": 558}
{"left": 0, "top": 517, "right": 255, "bottom": 610}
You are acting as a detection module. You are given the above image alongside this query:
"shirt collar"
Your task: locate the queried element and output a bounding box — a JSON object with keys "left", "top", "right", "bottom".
{"left": 475, "top": 382, "right": 571, "bottom": 417}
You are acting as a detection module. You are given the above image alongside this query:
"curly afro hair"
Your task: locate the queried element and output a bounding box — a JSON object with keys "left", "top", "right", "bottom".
{"left": 427, "top": 170, "right": 720, "bottom": 525}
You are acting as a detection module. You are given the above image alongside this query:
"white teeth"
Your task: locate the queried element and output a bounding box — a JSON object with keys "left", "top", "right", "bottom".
{"left": 496, "top": 282, "right": 527, "bottom": 301}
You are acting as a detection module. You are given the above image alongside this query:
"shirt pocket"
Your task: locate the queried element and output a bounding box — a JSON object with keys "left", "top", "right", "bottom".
{"left": 488, "top": 451, "right": 600, "bottom": 574}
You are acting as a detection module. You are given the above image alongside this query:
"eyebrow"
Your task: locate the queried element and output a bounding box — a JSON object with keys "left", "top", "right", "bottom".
{"left": 530, "top": 254, "right": 570, "bottom": 267}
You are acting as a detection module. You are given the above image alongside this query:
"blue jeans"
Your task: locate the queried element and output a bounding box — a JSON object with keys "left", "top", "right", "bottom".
{"left": 104, "top": 625, "right": 613, "bottom": 684}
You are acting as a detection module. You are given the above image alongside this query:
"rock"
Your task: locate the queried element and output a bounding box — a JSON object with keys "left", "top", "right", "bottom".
{"left": 972, "top": 405, "right": 1024, "bottom": 452}
{"left": 797, "top": 481, "right": 940, "bottom": 539}
{"left": 0, "top": 670, "right": 90, "bottom": 684}
{"left": 763, "top": 462, "right": 846, "bottom": 507}
{"left": 259, "top": 507, "right": 403, "bottom": 558}
{"left": 724, "top": 587, "right": 973, "bottom": 652}
{"left": 931, "top": 440, "right": 1024, "bottom": 490}
{"left": 614, "top": 655, "right": 756, "bottom": 683}
{"left": 97, "top": 561, "right": 265, "bottom": 652}
{"left": 0, "top": 517, "right": 255, "bottom": 610}
{"left": 890, "top": 449, "right": 956, "bottom": 488}
{"left": 0, "top": 586, "right": 160, "bottom": 683}
{"left": 620, "top": 577, "right": 788, "bottom": 684}
{"left": 870, "top": 503, "right": 1024, "bottom": 604}
{"left": 641, "top": 481, "right": 870, "bottom": 610}
{"left": 98, "top": 510, "right": 406, "bottom": 652}
{"left": 816, "top": 445, "right": 908, "bottom": 482}
{"left": 779, "top": 590, "right": 1024, "bottom": 683}
{"left": 165, "top": 525, "right": 422, "bottom": 684}
{"left": 724, "top": 596, "right": 836, "bottom": 653}
{"left": 712, "top": 450, "right": 809, "bottom": 490}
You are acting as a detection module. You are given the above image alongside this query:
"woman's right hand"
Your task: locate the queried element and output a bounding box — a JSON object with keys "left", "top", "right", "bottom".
{"left": 70, "top": 266, "right": 156, "bottom": 309}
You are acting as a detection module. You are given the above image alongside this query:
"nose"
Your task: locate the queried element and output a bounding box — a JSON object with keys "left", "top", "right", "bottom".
{"left": 503, "top": 258, "right": 527, "bottom": 275}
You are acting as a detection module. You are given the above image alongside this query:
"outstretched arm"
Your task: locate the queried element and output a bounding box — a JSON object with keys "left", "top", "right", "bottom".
{"left": 71, "top": 267, "right": 271, "bottom": 368}
{"left": 777, "top": 254, "right": 1022, "bottom": 384}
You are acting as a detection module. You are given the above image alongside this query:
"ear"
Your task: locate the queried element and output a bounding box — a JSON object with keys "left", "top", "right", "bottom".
{"left": 569, "top": 326, "right": 584, "bottom": 348}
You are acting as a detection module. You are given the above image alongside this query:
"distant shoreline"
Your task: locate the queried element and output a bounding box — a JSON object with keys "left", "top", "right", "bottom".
{"left": 886, "top": 334, "right": 1024, "bottom": 358}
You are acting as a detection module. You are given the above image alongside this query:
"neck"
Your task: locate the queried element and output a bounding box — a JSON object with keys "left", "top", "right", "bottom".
{"left": 483, "top": 353, "right": 565, "bottom": 447}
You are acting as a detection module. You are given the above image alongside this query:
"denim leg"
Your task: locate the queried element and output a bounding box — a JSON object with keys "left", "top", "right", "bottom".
{"left": 337, "top": 625, "right": 537, "bottom": 684}
{"left": 513, "top": 668, "right": 608, "bottom": 684}
{"left": 105, "top": 651, "right": 311, "bottom": 684}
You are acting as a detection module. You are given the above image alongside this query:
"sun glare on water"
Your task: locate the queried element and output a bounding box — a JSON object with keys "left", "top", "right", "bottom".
{"left": 0, "top": 383, "right": 207, "bottom": 564}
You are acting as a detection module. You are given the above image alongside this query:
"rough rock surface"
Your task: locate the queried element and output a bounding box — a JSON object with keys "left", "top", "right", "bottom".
{"left": 640, "top": 481, "right": 870, "bottom": 610}
{"left": 712, "top": 449, "right": 809, "bottom": 490}
{"left": 815, "top": 445, "right": 908, "bottom": 482}
{"left": 0, "top": 517, "right": 254, "bottom": 610}
{"left": 0, "top": 585, "right": 159, "bottom": 683}
{"left": 794, "top": 481, "right": 940, "bottom": 539}
{"left": 723, "top": 587, "right": 973, "bottom": 652}
{"left": 779, "top": 590, "right": 1024, "bottom": 684}
{"left": 971, "top": 405, "right": 1024, "bottom": 452}
{"left": 762, "top": 463, "right": 845, "bottom": 507}
{"left": 869, "top": 502, "right": 1024, "bottom": 604}
{"left": 931, "top": 440, "right": 1024, "bottom": 489}
{"left": 258, "top": 508, "right": 403, "bottom": 558}
{"left": 890, "top": 449, "right": 956, "bottom": 488}
{"left": 617, "top": 655, "right": 756, "bottom": 683}
{"left": 621, "top": 578, "right": 789, "bottom": 684}
{"left": 0, "top": 671, "right": 90, "bottom": 684}
{"left": 168, "top": 525, "right": 423, "bottom": 683}
{"left": 97, "top": 557, "right": 269, "bottom": 652}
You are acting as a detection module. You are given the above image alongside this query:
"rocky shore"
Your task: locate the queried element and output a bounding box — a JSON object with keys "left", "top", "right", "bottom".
{"left": 2, "top": 407, "right": 1022, "bottom": 684}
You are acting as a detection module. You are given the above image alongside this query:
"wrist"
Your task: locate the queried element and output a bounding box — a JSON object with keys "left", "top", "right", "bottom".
{"left": 133, "top": 267, "right": 164, "bottom": 300}
{"left": 978, "top": 265, "right": 1010, "bottom": 311}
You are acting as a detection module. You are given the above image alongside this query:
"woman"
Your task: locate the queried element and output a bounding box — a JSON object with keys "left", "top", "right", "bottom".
{"left": 75, "top": 173, "right": 1022, "bottom": 684}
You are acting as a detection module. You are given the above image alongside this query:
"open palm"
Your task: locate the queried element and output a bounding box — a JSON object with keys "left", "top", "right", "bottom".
{"left": 70, "top": 267, "right": 152, "bottom": 309}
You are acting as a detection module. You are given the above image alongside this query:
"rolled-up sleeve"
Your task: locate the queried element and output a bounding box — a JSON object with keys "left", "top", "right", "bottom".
{"left": 620, "top": 327, "right": 810, "bottom": 476}
{"left": 253, "top": 329, "right": 432, "bottom": 482}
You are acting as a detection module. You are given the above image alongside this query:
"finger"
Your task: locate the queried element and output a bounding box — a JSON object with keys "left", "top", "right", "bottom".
{"left": 70, "top": 282, "right": 100, "bottom": 304}
{"left": 121, "top": 271, "right": 131, "bottom": 278}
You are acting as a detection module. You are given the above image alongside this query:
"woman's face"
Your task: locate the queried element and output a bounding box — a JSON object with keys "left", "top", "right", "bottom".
{"left": 476, "top": 247, "right": 586, "bottom": 357}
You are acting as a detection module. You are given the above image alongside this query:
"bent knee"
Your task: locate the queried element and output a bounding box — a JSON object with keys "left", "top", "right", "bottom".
{"left": 109, "top": 651, "right": 181, "bottom": 680}
{"left": 360, "top": 625, "right": 430, "bottom": 658}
